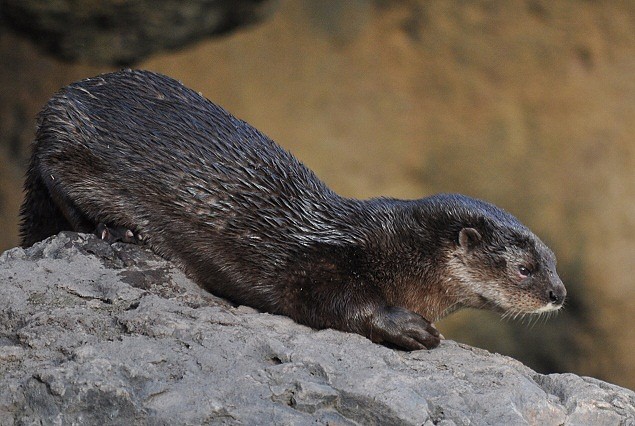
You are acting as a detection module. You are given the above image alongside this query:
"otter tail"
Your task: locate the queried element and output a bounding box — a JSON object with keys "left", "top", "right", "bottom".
{"left": 19, "top": 159, "right": 71, "bottom": 247}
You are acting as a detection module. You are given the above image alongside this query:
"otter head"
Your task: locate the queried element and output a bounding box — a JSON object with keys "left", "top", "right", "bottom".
{"left": 448, "top": 223, "right": 566, "bottom": 317}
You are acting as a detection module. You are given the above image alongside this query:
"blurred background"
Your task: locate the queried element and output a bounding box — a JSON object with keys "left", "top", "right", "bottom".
{"left": 0, "top": 0, "right": 633, "bottom": 390}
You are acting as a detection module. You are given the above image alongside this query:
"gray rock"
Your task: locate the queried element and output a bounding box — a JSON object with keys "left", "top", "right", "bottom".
{"left": 1, "top": 232, "right": 633, "bottom": 425}
{"left": 0, "top": 0, "right": 278, "bottom": 64}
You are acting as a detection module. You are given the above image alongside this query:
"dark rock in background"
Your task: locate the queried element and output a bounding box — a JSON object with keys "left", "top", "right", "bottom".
{"left": 0, "top": 233, "right": 633, "bottom": 424}
{"left": 0, "top": 0, "right": 278, "bottom": 64}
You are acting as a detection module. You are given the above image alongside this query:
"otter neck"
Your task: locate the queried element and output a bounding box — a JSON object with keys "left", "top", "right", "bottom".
{"left": 349, "top": 198, "right": 467, "bottom": 322}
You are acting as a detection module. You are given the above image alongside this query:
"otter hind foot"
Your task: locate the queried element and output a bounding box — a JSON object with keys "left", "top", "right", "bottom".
{"left": 370, "top": 306, "right": 441, "bottom": 351}
{"left": 96, "top": 223, "right": 144, "bottom": 244}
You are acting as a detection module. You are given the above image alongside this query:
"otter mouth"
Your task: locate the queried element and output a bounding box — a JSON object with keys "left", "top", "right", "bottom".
{"left": 532, "top": 302, "right": 563, "bottom": 314}
{"left": 495, "top": 300, "right": 564, "bottom": 321}
{"left": 483, "top": 296, "right": 563, "bottom": 317}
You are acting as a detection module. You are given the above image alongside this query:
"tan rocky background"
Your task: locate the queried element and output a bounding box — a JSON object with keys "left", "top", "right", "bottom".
{"left": 0, "top": 0, "right": 633, "bottom": 389}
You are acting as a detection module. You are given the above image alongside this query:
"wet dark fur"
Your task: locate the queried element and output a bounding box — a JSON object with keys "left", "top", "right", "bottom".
{"left": 20, "top": 70, "right": 566, "bottom": 350}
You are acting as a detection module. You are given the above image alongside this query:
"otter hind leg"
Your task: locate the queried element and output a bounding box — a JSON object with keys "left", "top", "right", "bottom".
{"left": 46, "top": 181, "right": 144, "bottom": 246}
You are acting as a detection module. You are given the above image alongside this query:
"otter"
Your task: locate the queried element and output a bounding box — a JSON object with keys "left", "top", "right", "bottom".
{"left": 20, "top": 70, "right": 566, "bottom": 350}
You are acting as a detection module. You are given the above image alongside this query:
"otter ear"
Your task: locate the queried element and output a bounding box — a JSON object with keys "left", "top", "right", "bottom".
{"left": 459, "top": 227, "right": 482, "bottom": 251}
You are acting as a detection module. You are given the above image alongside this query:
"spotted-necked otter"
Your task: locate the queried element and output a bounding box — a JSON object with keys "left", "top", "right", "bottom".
{"left": 20, "top": 70, "right": 566, "bottom": 350}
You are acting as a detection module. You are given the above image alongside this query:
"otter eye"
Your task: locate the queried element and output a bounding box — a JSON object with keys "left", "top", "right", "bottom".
{"left": 518, "top": 265, "right": 532, "bottom": 277}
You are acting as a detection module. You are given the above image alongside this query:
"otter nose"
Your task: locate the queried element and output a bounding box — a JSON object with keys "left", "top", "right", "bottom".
{"left": 548, "top": 280, "right": 566, "bottom": 306}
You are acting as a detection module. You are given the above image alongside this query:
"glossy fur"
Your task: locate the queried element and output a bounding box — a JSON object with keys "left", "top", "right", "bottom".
{"left": 20, "top": 70, "right": 566, "bottom": 350}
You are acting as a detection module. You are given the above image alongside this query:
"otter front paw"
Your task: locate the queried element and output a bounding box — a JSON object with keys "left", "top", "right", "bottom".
{"left": 370, "top": 306, "right": 441, "bottom": 350}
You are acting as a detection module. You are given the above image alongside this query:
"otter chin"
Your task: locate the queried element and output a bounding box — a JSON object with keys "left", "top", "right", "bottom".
{"left": 533, "top": 302, "right": 564, "bottom": 314}
{"left": 20, "top": 70, "right": 566, "bottom": 351}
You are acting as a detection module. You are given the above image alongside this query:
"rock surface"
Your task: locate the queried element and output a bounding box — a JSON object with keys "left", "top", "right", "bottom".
{"left": 0, "top": 233, "right": 633, "bottom": 425}
{"left": 0, "top": 0, "right": 277, "bottom": 64}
